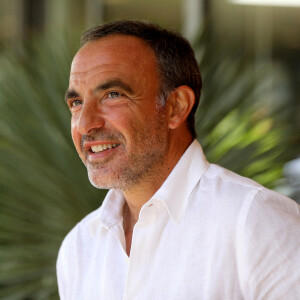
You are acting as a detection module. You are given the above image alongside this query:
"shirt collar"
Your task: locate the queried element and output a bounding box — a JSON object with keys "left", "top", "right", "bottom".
{"left": 151, "top": 140, "right": 209, "bottom": 224}
{"left": 90, "top": 189, "right": 125, "bottom": 235}
{"left": 90, "top": 140, "right": 209, "bottom": 234}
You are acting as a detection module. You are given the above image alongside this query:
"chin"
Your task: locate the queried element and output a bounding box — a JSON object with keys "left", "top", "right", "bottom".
{"left": 87, "top": 170, "right": 111, "bottom": 190}
{"left": 87, "top": 169, "right": 122, "bottom": 190}
{"left": 86, "top": 167, "right": 140, "bottom": 191}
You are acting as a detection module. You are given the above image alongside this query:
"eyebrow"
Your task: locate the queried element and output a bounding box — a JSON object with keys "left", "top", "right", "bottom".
{"left": 64, "top": 79, "right": 134, "bottom": 103}
{"left": 93, "top": 79, "right": 134, "bottom": 95}
{"left": 64, "top": 89, "right": 80, "bottom": 103}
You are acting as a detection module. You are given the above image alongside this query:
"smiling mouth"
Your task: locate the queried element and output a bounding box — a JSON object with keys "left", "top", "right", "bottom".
{"left": 90, "top": 143, "right": 119, "bottom": 153}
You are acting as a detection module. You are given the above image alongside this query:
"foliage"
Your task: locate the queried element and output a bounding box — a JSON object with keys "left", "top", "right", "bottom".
{"left": 0, "top": 36, "right": 105, "bottom": 299}
{"left": 195, "top": 31, "right": 299, "bottom": 189}
{"left": 0, "top": 32, "right": 298, "bottom": 299}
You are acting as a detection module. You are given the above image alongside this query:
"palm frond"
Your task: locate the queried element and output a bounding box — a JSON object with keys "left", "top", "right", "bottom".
{"left": 0, "top": 35, "right": 105, "bottom": 299}
{"left": 195, "top": 31, "right": 299, "bottom": 189}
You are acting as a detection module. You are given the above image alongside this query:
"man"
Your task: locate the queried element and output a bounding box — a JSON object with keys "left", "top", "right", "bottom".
{"left": 57, "top": 20, "right": 300, "bottom": 299}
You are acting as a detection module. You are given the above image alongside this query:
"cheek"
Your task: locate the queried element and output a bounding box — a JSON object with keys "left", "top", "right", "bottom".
{"left": 71, "top": 122, "right": 83, "bottom": 155}
{"left": 104, "top": 110, "right": 134, "bottom": 133}
{"left": 71, "top": 121, "right": 77, "bottom": 143}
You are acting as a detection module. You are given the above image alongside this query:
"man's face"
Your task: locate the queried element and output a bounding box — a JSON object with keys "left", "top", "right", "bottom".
{"left": 66, "top": 35, "right": 170, "bottom": 190}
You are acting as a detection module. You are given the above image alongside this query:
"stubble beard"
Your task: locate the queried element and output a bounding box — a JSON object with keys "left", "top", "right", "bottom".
{"left": 84, "top": 109, "right": 169, "bottom": 191}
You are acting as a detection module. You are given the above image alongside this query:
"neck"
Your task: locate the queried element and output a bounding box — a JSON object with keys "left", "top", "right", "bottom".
{"left": 122, "top": 135, "right": 193, "bottom": 222}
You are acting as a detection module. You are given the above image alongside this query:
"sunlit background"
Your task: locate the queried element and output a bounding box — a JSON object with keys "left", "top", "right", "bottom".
{"left": 0, "top": 0, "right": 299, "bottom": 298}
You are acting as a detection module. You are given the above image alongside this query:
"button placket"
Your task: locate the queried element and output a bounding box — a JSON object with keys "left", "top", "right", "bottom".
{"left": 122, "top": 203, "right": 159, "bottom": 300}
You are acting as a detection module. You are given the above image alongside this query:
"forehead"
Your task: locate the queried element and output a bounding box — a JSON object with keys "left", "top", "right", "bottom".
{"left": 70, "top": 35, "right": 159, "bottom": 85}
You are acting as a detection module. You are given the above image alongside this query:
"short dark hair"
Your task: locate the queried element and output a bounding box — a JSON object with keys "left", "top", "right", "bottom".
{"left": 81, "top": 20, "right": 202, "bottom": 138}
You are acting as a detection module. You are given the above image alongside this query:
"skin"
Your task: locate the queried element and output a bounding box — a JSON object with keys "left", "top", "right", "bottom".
{"left": 66, "top": 35, "right": 195, "bottom": 255}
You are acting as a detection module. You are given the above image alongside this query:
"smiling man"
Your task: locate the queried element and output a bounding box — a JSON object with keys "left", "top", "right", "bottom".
{"left": 57, "top": 20, "right": 300, "bottom": 299}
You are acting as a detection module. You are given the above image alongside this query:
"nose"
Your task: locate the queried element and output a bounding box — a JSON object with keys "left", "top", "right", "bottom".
{"left": 76, "top": 99, "right": 105, "bottom": 135}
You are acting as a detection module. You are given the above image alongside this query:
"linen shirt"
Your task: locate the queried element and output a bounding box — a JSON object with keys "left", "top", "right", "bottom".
{"left": 57, "top": 140, "right": 300, "bottom": 300}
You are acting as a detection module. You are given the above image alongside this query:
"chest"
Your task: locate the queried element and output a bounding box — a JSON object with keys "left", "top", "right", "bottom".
{"left": 68, "top": 214, "right": 243, "bottom": 300}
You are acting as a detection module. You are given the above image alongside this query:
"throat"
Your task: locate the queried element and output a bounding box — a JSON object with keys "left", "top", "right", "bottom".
{"left": 122, "top": 203, "right": 137, "bottom": 256}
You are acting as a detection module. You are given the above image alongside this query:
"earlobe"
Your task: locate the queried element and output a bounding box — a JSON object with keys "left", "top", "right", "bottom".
{"left": 168, "top": 85, "right": 195, "bottom": 130}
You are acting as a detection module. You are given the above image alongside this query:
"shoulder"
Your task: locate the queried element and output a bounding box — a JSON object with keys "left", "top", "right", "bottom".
{"left": 243, "top": 186, "right": 300, "bottom": 237}
{"left": 196, "top": 163, "right": 263, "bottom": 213}
{"left": 204, "top": 163, "right": 263, "bottom": 191}
{"left": 199, "top": 162, "right": 300, "bottom": 238}
{"left": 58, "top": 205, "right": 102, "bottom": 257}
{"left": 201, "top": 165, "right": 300, "bottom": 297}
{"left": 194, "top": 163, "right": 299, "bottom": 227}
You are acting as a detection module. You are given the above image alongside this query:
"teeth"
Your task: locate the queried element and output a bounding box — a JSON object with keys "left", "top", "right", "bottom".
{"left": 91, "top": 143, "right": 118, "bottom": 153}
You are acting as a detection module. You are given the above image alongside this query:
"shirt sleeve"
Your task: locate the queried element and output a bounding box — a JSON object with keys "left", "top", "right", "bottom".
{"left": 56, "top": 243, "right": 67, "bottom": 300}
{"left": 242, "top": 189, "right": 300, "bottom": 299}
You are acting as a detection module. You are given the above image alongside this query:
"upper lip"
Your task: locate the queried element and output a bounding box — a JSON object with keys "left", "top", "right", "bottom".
{"left": 83, "top": 141, "right": 120, "bottom": 151}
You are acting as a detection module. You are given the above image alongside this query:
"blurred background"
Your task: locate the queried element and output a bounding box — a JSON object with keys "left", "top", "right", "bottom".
{"left": 0, "top": 0, "right": 299, "bottom": 298}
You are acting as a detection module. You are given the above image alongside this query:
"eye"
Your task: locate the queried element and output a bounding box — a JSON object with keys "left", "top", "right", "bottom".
{"left": 102, "top": 91, "right": 128, "bottom": 106}
{"left": 70, "top": 99, "right": 82, "bottom": 108}
{"left": 107, "top": 91, "right": 121, "bottom": 98}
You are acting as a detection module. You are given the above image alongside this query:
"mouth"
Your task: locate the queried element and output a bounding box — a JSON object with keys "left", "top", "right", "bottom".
{"left": 82, "top": 140, "right": 122, "bottom": 162}
{"left": 90, "top": 143, "right": 119, "bottom": 153}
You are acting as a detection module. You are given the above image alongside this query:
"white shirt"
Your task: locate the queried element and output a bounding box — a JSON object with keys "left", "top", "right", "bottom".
{"left": 57, "top": 140, "right": 300, "bottom": 300}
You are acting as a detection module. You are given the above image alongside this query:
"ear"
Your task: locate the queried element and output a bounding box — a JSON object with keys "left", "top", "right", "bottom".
{"left": 167, "top": 85, "right": 195, "bottom": 130}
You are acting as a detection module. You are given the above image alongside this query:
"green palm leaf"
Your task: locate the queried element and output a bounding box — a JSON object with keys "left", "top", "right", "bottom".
{"left": 0, "top": 36, "right": 105, "bottom": 299}
{"left": 195, "top": 31, "right": 299, "bottom": 188}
